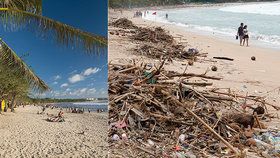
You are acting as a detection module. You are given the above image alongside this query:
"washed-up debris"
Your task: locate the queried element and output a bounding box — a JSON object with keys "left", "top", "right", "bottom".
{"left": 131, "top": 27, "right": 174, "bottom": 44}
{"left": 134, "top": 43, "right": 202, "bottom": 60}
{"left": 251, "top": 56, "right": 256, "bottom": 61}
{"left": 213, "top": 56, "right": 234, "bottom": 61}
{"left": 131, "top": 28, "right": 203, "bottom": 61}
{"left": 111, "top": 18, "right": 204, "bottom": 61}
{"left": 111, "top": 18, "right": 138, "bottom": 29}
{"left": 108, "top": 60, "right": 280, "bottom": 157}
{"left": 109, "top": 17, "right": 280, "bottom": 158}
{"left": 188, "top": 60, "right": 194, "bottom": 66}
{"left": 252, "top": 130, "right": 280, "bottom": 157}
{"left": 211, "top": 65, "right": 218, "bottom": 71}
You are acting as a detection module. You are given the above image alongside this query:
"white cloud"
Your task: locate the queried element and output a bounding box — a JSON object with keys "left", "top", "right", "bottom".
{"left": 80, "top": 88, "right": 88, "bottom": 93}
{"left": 66, "top": 88, "right": 71, "bottom": 92}
{"left": 53, "top": 75, "right": 61, "bottom": 80}
{"left": 67, "top": 67, "right": 100, "bottom": 85}
{"left": 53, "top": 81, "right": 58, "bottom": 85}
{"left": 83, "top": 67, "right": 100, "bottom": 76}
{"left": 68, "top": 74, "right": 84, "bottom": 83}
{"left": 60, "top": 83, "right": 68, "bottom": 88}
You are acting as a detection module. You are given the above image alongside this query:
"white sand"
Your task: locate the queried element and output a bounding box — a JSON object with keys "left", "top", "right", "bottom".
{"left": 0, "top": 105, "right": 108, "bottom": 158}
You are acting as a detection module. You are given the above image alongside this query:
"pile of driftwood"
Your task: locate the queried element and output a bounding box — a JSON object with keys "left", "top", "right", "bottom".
{"left": 111, "top": 18, "right": 138, "bottom": 29}
{"left": 109, "top": 60, "right": 279, "bottom": 157}
{"left": 111, "top": 18, "right": 203, "bottom": 61}
{"left": 131, "top": 27, "right": 174, "bottom": 44}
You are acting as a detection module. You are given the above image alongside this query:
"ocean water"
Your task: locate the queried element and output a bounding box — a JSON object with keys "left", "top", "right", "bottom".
{"left": 53, "top": 102, "right": 108, "bottom": 111}
{"left": 143, "top": 2, "right": 280, "bottom": 49}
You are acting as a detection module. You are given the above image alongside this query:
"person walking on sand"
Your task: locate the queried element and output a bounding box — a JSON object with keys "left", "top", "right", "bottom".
{"left": 242, "top": 25, "right": 249, "bottom": 47}
{"left": 237, "top": 23, "right": 244, "bottom": 46}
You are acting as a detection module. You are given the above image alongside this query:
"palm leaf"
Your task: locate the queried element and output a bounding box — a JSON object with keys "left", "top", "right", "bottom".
{"left": 0, "top": 38, "right": 49, "bottom": 92}
{"left": 0, "top": 8, "right": 107, "bottom": 53}
{"left": 0, "top": 0, "right": 42, "bottom": 14}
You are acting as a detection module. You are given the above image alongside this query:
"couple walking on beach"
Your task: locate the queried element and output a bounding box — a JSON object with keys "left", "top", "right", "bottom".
{"left": 237, "top": 23, "right": 249, "bottom": 46}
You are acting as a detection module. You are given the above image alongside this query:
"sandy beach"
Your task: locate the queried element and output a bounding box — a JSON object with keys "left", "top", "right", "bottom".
{"left": 0, "top": 105, "right": 108, "bottom": 158}
{"left": 109, "top": 9, "right": 280, "bottom": 112}
{"left": 109, "top": 7, "right": 280, "bottom": 157}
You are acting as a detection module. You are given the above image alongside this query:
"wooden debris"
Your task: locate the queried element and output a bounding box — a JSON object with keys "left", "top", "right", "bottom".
{"left": 109, "top": 18, "right": 277, "bottom": 158}
{"left": 213, "top": 56, "right": 234, "bottom": 61}
{"left": 108, "top": 60, "right": 273, "bottom": 157}
{"left": 111, "top": 18, "right": 138, "bottom": 29}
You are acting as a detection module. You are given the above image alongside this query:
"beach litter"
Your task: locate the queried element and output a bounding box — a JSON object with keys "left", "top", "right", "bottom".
{"left": 108, "top": 59, "right": 280, "bottom": 157}
{"left": 109, "top": 18, "right": 280, "bottom": 158}
{"left": 111, "top": 18, "right": 138, "bottom": 29}
{"left": 211, "top": 65, "right": 218, "bottom": 71}
{"left": 111, "top": 18, "right": 205, "bottom": 62}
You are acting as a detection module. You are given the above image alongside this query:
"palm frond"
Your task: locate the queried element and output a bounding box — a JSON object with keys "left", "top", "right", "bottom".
{"left": 0, "top": 0, "right": 42, "bottom": 14}
{"left": 0, "top": 38, "right": 49, "bottom": 92}
{"left": 0, "top": 8, "right": 107, "bottom": 53}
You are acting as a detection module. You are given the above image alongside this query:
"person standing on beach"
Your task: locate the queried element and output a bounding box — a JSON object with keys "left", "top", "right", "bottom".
{"left": 243, "top": 25, "right": 249, "bottom": 47}
{"left": 166, "top": 13, "right": 168, "bottom": 19}
{"left": 237, "top": 23, "right": 244, "bottom": 46}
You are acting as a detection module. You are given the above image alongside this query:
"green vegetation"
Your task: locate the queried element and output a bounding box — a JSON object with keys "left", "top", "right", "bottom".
{"left": 0, "top": 53, "right": 36, "bottom": 111}
{"left": 109, "top": 0, "right": 276, "bottom": 8}
{"left": 29, "top": 98, "right": 88, "bottom": 104}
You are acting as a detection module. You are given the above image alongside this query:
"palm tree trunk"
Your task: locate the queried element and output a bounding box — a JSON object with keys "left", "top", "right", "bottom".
{"left": 11, "top": 93, "right": 16, "bottom": 112}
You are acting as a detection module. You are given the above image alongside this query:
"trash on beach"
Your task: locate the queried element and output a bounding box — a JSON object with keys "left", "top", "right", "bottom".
{"left": 188, "top": 60, "right": 194, "bottom": 66}
{"left": 251, "top": 56, "right": 256, "bottom": 61}
{"left": 211, "top": 65, "right": 218, "bottom": 71}
{"left": 109, "top": 17, "right": 280, "bottom": 158}
{"left": 252, "top": 130, "right": 280, "bottom": 157}
{"left": 112, "top": 134, "right": 120, "bottom": 141}
{"left": 108, "top": 59, "right": 280, "bottom": 157}
{"left": 213, "top": 56, "right": 234, "bottom": 61}
{"left": 110, "top": 18, "right": 138, "bottom": 29}
{"left": 111, "top": 18, "right": 205, "bottom": 63}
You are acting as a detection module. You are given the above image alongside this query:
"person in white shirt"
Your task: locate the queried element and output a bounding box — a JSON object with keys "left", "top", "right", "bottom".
{"left": 242, "top": 25, "right": 249, "bottom": 46}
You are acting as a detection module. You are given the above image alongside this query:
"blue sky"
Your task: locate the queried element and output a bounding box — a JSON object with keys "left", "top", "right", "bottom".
{"left": 0, "top": 0, "right": 108, "bottom": 99}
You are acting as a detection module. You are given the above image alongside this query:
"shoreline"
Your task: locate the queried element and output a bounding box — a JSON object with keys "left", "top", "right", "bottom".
{"left": 142, "top": 16, "right": 280, "bottom": 51}
{"left": 139, "top": 2, "right": 280, "bottom": 51}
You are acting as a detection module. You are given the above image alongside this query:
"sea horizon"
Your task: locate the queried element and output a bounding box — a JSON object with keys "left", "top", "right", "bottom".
{"left": 48, "top": 101, "right": 108, "bottom": 111}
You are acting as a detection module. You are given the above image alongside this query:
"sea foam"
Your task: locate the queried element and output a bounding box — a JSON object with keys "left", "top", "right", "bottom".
{"left": 219, "top": 2, "right": 280, "bottom": 16}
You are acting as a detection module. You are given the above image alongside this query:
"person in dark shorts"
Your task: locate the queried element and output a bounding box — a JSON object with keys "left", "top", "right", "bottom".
{"left": 243, "top": 25, "right": 249, "bottom": 46}
{"left": 237, "top": 23, "right": 244, "bottom": 46}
